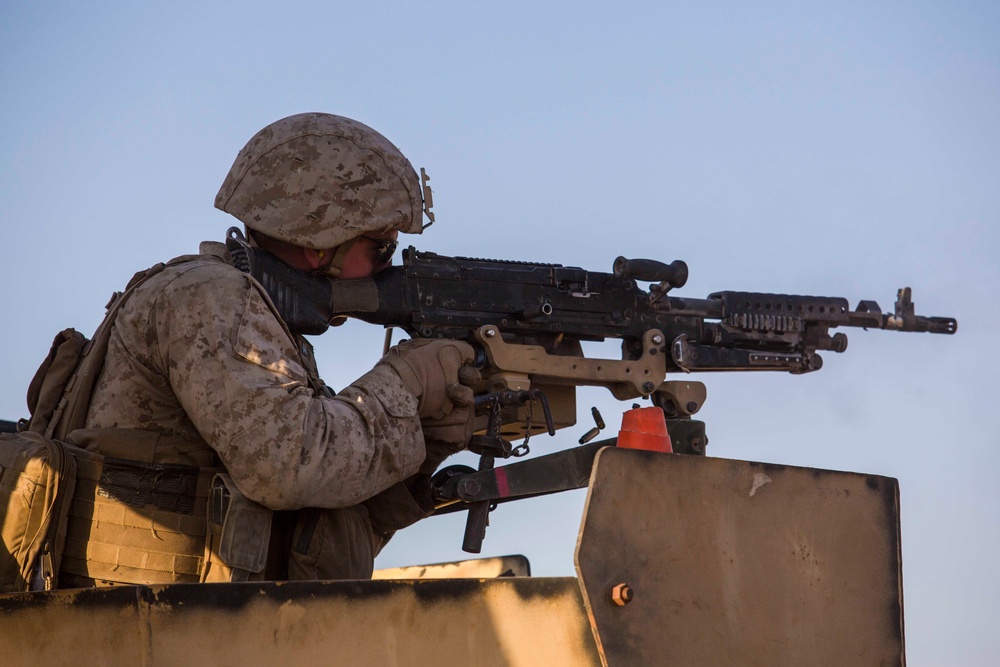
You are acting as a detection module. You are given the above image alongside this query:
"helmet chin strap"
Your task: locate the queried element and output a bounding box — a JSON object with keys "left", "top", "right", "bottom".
{"left": 246, "top": 226, "right": 359, "bottom": 278}
{"left": 315, "top": 237, "right": 360, "bottom": 278}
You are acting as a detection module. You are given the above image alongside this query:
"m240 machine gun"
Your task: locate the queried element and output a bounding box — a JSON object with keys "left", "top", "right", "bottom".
{"left": 348, "top": 247, "right": 955, "bottom": 386}
{"left": 224, "top": 229, "right": 957, "bottom": 553}
{"left": 330, "top": 247, "right": 957, "bottom": 551}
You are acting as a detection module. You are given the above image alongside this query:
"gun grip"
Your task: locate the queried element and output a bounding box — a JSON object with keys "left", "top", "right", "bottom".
{"left": 462, "top": 501, "right": 490, "bottom": 554}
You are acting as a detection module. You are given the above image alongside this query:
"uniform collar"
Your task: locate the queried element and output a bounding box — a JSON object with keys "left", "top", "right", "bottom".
{"left": 199, "top": 241, "right": 232, "bottom": 264}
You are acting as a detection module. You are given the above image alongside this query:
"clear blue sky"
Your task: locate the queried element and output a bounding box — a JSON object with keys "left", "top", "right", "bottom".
{"left": 2, "top": 2, "right": 997, "bottom": 663}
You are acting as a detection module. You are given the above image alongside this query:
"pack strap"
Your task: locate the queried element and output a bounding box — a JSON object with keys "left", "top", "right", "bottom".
{"left": 46, "top": 263, "right": 166, "bottom": 440}
{"left": 46, "top": 254, "right": 212, "bottom": 441}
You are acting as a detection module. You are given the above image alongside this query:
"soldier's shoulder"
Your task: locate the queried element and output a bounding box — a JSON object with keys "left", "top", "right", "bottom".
{"left": 143, "top": 246, "right": 251, "bottom": 299}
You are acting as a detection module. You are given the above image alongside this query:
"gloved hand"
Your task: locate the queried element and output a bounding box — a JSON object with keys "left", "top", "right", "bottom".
{"left": 419, "top": 432, "right": 472, "bottom": 475}
{"left": 378, "top": 339, "right": 476, "bottom": 419}
{"left": 380, "top": 338, "right": 478, "bottom": 475}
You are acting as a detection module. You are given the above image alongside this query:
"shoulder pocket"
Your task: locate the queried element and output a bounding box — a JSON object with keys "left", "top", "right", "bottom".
{"left": 232, "top": 285, "right": 308, "bottom": 382}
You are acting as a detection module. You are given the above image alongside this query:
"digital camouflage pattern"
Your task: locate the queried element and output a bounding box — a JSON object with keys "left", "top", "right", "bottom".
{"left": 69, "top": 113, "right": 436, "bottom": 582}
{"left": 84, "top": 242, "right": 426, "bottom": 510}
{"left": 214, "top": 113, "right": 424, "bottom": 250}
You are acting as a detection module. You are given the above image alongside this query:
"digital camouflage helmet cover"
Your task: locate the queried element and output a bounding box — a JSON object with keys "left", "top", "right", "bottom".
{"left": 215, "top": 113, "right": 424, "bottom": 249}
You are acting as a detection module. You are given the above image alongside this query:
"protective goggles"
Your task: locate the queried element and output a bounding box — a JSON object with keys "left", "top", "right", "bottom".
{"left": 313, "top": 235, "right": 398, "bottom": 278}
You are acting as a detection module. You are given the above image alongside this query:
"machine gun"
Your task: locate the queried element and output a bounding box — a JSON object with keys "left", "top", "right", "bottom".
{"left": 339, "top": 246, "right": 954, "bottom": 419}
{"left": 331, "top": 247, "right": 957, "bottom": 551}
{"left": 227, "top": 227, "right": 956, "bottom": 400}
{"left": 348, "top": 247, "right": 953, "bottom": 380}
{"left": 225, "top": 229, "right": 957, "bottom": 552}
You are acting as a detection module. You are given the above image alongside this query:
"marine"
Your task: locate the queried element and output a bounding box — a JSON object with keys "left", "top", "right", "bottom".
{"left": 53, "top": 113, "right": 475, "bottom": 585}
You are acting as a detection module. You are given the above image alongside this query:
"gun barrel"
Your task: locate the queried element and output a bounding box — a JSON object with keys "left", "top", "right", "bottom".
{"left": 886, "top": 315, "right": 958, "bottom": 334}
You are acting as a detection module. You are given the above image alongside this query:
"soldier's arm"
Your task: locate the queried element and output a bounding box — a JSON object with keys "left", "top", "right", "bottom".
{"left": 152, "top": 264, "right": 427, "bottom": 510}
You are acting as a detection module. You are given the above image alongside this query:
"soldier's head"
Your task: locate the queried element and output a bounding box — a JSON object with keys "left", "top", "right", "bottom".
{"left": 215, "top": 113, "right": 426, "bottom": 279}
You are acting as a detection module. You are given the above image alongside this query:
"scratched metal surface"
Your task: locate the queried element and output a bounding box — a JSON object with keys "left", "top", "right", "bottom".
{"left": 576, "top": 448, "right": 903, "bottom": 667}
{"left": 0, "top": 577, "right": 601, "bottom": 667}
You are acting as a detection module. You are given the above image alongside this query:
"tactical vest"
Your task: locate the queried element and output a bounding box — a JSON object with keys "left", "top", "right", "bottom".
{"left": 1, "top": 257, "right": 274, "bottom": 591}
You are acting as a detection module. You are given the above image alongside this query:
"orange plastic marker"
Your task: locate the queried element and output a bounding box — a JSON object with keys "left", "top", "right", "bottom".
{"left": 617, "top": 406, "right": 673, "bottom": 453}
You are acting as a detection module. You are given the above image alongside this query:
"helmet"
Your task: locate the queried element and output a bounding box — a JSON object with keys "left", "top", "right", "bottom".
{"left": 215, "top": 113, "right": 424, "bottom": 249}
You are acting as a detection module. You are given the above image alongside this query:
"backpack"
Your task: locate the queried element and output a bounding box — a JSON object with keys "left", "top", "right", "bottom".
{"left": 0, "top": 263, "right": 167, "bottom": 590}
{"left": 0, "top": 430, "right": 78, "bottom": 591}
{"left": 2, "top": 257, "right": 277, "bottom": 590}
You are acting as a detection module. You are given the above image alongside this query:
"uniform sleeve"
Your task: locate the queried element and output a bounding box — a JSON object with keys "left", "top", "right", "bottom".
{"left": 151, "top": 264, "right": 425, "bottom": 510}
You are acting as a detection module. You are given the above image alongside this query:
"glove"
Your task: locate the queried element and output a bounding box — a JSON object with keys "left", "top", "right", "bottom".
{"left": 380, "top": 338, "right": 477, "bottom": 475}
{"left": 419, "top": 435, "right": 470, "bottom": 476}
{"left": 379, "top": 339, "right": 476, "bottom": 419}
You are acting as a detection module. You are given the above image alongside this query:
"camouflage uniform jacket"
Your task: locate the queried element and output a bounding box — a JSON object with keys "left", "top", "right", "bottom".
{"left": 83, "top": 241, "right": 426, "bottom": 511}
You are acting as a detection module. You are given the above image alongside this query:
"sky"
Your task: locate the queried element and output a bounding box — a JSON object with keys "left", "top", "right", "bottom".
{"left": 1, "top": 1, "right": 997, "bottom": 663}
